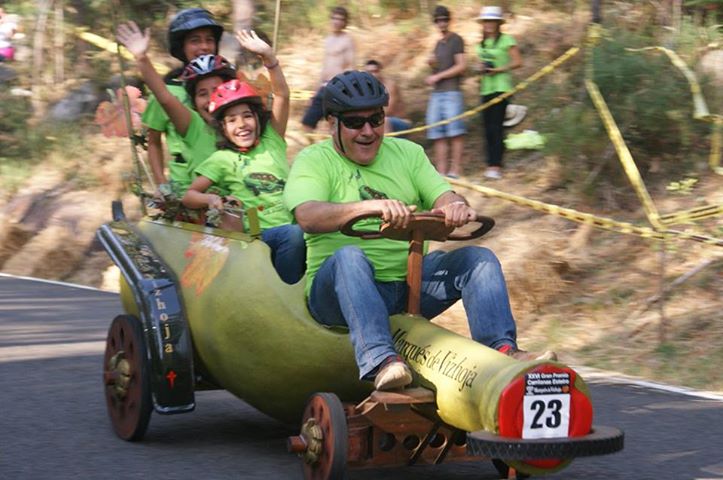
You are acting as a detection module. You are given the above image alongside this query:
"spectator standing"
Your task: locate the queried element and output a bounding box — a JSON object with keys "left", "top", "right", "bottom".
{"left": 425, "top": 5, "right": 467, "bottom": 179}
{"left": 364, "top": 59, "right": 411, "bottom": 134}
{"left": 475, "top": 6, "right": 521, "bottom": 180}
{"left": 301, "top": 6, "right": 355, "bottom": 135}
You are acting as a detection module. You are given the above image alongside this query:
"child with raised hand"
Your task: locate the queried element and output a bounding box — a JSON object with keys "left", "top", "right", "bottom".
{"left": 142, "top": 8, "right": 223, "bottom": 195}
{"left": 117, "top": 20, "right": 235, "bottom": 201}
{"left": 180, "top": 34, "right": 304, "bottom": 286}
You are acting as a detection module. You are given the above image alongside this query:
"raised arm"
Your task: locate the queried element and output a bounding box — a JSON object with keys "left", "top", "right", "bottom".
{"left": 116, "top": 21, "right": 192, "bottom": 136}
{"left": 236, "top": 30, "right": 290, "bottom": 138}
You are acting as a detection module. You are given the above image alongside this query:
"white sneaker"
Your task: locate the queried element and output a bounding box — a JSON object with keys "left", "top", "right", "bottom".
{"left": 374, "top": 360, "right": 413, "bottom": 391}
{"left": 484, "top": 168, "right": 502, "bottom": 180}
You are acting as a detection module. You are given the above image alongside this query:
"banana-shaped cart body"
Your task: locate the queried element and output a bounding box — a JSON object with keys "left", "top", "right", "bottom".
{"left": 99, "top": 206, "right": 623, "bottom": 478}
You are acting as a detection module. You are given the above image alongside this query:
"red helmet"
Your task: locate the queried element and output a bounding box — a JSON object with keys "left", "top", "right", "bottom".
{"left": 208, "top": 79, "right": 263, "bottom": 119}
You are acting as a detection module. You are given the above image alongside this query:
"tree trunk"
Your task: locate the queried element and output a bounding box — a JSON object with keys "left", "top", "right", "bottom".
{"left": 32, "top": 0, "right": 53, "bottom": 121}
{"left": 54, "top": 0, "right": 64, "bottom": 84}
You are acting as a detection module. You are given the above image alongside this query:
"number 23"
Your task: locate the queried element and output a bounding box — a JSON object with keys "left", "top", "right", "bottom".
{"left": 530, "top": 399, "right": 562, "bottom": 429}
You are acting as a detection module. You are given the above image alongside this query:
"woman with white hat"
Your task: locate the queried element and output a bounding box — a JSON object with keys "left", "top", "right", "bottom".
{"left": 475, "top": 6, "right": 521, "bottom": 179}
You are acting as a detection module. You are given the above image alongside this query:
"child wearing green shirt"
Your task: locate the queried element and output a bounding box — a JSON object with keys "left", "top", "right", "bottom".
{"left": 142, "top": 8, "right": 223, "bottom": 194}
{"left": 181, "top": 57, "right": 305, "bottom": 285}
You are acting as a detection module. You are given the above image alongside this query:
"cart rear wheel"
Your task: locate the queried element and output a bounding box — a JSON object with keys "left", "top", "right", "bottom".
{"left": 103, "top": 314, "right": 152, "bottom": 441}
{"left": 300, "top": 392, "right": 348, "bottom": 480}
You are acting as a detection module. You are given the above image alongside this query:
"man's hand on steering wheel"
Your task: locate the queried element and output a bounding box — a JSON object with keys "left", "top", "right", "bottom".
{"left": 368, "top": 199, "right": 417, "bottom": 229}
{"left": 432, "top": 201, "right": 477, "bottom": 228}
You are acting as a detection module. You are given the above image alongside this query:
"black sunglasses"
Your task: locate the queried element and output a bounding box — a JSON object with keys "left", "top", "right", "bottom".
{"left": 338, "top": 112, "right": 385, "bottom": 130}
{"left": 434, "top": 17, "right": 450, "bottom": 23}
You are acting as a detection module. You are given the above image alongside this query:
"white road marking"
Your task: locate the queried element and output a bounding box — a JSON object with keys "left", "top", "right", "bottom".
{"left": 0, "top": 341, "right": 105, "bottom": 362}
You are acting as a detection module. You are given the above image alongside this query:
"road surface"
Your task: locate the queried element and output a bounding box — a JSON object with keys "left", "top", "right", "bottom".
{"left": 1, "top": 275, "right": 721, "bottom": 479}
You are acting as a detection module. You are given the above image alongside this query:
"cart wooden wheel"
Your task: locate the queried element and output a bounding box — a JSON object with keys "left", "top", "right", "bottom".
{"left": 103, "top": 314, "right": 152, "bottom": 441}
{"left": 299, "top": 392, "right": 348, "bottom": 480}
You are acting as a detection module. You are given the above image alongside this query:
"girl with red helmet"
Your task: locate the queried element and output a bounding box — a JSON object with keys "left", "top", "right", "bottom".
{"left": 117, "top": 21, "right": 241, "bottom": 198}
{"left": 180, "top": 73, "right": 305, "bottom": 285}
{"left": 118, "top": 22, "right": 303, "bottom": 284}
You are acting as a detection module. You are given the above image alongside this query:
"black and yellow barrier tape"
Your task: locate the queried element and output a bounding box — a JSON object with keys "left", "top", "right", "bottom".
{"left": 305, "top": 44, "right": 582, "bottom": 140}
{"left": 584, "top": 78, "right": 664, "bottom": 230}
{"left": 449, "top": 178, "right": 723, "bottom": 247}
{"left": 659, "top": 204, "right": 723, "bottom": 226}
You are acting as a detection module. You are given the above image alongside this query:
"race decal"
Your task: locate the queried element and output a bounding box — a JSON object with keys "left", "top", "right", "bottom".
{"left": 522, "top": 371, "right": 571, "bottom": 439}
{"left": 181, "top": 233, "right": 230, "bottom": 296}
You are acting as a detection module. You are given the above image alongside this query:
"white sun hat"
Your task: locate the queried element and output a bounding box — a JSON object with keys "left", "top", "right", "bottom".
{"left": 503, "top": 104, "right": 527, "bottom": 127}
{"left": 476, "top": 6, "right": 505, "bottom": 23}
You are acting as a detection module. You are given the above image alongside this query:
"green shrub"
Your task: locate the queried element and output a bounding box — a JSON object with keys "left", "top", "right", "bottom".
{"left": 535, "top": 26, "right": 713, "bottom": 200}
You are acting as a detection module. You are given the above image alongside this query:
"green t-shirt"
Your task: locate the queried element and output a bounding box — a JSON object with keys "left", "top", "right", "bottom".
{"left": 284, "top": 137, "right": 452, "bottom": 296}
{"left": 142, "top": 84, "right": 190, "bottom": 155}
{"left": 142, "top": 84, "right": 195, "bottom": 189}
{"left": 178, "top": 110, "right": 220, "bottom": 192}
{"left": 195, "top": 126, "right": 292, "bottom": 231}
{"left": 476, "top": 33, "right": 517, "bottom": 95}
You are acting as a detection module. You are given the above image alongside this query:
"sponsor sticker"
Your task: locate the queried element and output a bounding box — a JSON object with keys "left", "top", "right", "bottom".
{"left": 522, "top": 371, "right": 571, "bottom": 439}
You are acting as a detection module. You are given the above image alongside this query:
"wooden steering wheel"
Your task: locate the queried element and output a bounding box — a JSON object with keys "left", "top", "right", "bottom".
{"left": 340, "top": 212, "right": 494, "bottom": 241}
{"left": 340, "top": 211, "right": 495, "bottom": 314}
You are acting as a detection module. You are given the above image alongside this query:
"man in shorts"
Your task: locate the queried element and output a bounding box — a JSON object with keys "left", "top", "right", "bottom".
{"left": 425, "top": 5, "right": 467, "bottom": 179}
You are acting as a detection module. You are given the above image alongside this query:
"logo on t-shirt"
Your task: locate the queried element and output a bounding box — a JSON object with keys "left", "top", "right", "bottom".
{"left": 359, "top": 185, "right": 388, "bottom": 201}
{"left": 243, "top": 172, "right": 286, "bottom": 196}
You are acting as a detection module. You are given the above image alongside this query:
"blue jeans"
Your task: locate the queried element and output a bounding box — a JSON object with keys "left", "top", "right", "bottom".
{"left": 307, "top": 246, "right": 518, "bottom": 379}
{"left": 261, "top": 224, "right": 306, "bottom": 284}
{"left": 426, "top": 90, "right": 467, "bottom": 140}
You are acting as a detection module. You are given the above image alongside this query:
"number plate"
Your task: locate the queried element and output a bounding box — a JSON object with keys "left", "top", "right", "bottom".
{"left": 522, "top": 372, "right": 571, "bottom": 439}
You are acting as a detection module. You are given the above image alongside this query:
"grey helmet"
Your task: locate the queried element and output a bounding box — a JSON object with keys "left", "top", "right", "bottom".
{"left": 168, "top": 8, "right": 223, "bottom": 63}
{"left": 323, "top": 70, "right": 389, "bottom": 116}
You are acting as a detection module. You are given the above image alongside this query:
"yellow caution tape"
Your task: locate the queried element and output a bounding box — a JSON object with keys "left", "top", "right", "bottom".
{"left": 449, "top": 178, "right": 723, "bottom": 247}
{"left": 626, "top": 47, "right": 711, "bottom": 120}
{"left": 584, "top": 78, "right": 663, "bottom": 229}
{"left": 290, "top": 88, "right": 315, "bottom": 101}
{"left": 659, "top": 204, "right": 723, "bottom": 226}
{"left": 305, "top": 44, "right": 582, "bottom": 140}
{"left": 75, "top": 28, "right": 171, "bottom": 75}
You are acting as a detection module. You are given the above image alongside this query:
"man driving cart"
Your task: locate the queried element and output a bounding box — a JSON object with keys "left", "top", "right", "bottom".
{"left": 284, "top": 70, "right": 556, "bottom": 392}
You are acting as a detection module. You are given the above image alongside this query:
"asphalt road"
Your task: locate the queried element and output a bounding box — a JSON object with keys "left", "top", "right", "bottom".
{"left": 1, "top": 275, "right": 722, "bottom": 480}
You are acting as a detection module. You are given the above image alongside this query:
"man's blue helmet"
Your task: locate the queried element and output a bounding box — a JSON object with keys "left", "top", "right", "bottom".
{"left": 168, "top": 8, "right": 223, "bottom": 63}
{"left": 323, "top": 70, "right": 389, "bottom": 116}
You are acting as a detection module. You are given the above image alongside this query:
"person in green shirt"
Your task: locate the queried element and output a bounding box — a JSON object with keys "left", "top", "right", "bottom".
{"left": 182, "top": 56, "right": 305, "bottom": 285}
{"left": 142, "top": 8, "right": 223, "bottom": 193}
{"left": 284, "top": 71, "right": 555, "bottom": 392}
{"left": 475, "top": 6, "right": 522, "bottom": 180}
{"left": 117, "top": 22, "right": 243, "bottom": 198}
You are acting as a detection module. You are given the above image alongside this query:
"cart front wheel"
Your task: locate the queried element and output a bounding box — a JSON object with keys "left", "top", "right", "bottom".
{"left": 299, "top": 392, "right": 348, "bottom": 480}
